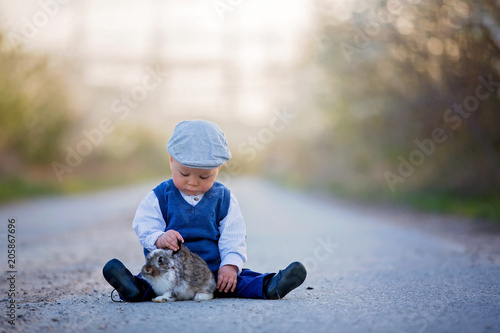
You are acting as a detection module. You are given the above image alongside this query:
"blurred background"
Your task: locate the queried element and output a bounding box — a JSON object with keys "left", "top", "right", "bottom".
{"left": 0, "top": 0, "right": 499, "bottom": 221}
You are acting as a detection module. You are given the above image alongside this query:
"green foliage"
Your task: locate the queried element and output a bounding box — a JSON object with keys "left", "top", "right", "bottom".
{"left": 0, "top": 33, "right": 72, "bottom": 165}
{"left": 305, "top": 1, "right": 499, "bottom": 191}
{"left": 262, "top": 0, "right": 500, "bottom": 221}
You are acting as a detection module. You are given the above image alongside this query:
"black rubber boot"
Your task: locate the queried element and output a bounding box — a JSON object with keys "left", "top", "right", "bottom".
{"left": 264, "top": 262, "right": 307, "bottom": 300}
{"left": 103, "top": 259, "right": 141, "bottom": 301}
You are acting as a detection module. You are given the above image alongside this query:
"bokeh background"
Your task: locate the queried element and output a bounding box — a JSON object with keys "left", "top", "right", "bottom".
{"left": 1, "top": 0, "right": 499, "bottom": 221}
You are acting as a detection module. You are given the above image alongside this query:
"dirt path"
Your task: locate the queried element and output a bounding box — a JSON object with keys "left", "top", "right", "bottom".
{"left": 1, "top": 177, "right": 499, "bottom": 333}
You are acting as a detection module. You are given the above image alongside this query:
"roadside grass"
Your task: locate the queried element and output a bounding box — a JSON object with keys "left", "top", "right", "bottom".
{"left": 0, "top": 176, "right": 60, "bottom": 202}
{"left": 397, "top": 191, "right": 500, "bottom": 222}
{"left": 327, "top": 183, "right": 500, "bottom": 224}
{"left": 0, "top": 172, "right": 166, "bottom": 203}
{"left": 271, "top": 176, "right": 500, "bottom": 224}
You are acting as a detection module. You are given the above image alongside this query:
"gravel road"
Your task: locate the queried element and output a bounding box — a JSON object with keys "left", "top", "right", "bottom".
{"left": 0, "top": 177, "right": 499, "bottom": 333}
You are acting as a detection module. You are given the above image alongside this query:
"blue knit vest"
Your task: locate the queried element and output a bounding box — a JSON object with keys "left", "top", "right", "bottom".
{"left": 147, "top": 179, "right": 231, "bottom": 272}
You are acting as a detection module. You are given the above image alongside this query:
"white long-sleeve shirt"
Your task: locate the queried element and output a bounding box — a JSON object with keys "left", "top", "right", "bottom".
{"left": 132, "top": 189, "right": 247, "bottom": 272}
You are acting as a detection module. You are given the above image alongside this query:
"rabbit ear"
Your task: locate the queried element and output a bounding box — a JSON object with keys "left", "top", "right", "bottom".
{"left": 173, "top": 239, "right": 182, "bottom": 255}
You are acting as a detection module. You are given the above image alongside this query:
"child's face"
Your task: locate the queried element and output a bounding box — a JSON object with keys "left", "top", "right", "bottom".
{"left": 169, "top": 156, "right": 222, "bottom": 196}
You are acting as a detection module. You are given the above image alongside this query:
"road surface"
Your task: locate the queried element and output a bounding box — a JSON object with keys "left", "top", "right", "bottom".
{"left": 0, "top": 177, "right": 499, "bottom": 333}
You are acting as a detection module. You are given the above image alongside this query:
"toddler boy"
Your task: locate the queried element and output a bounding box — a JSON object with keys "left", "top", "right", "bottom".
{"left": 103, "top": 120, "right": 306, "bottom": 301}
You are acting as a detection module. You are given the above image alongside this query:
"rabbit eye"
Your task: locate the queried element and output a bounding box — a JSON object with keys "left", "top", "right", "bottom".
{"left": 158, "top": 256, "right": 163, "bottom": 263}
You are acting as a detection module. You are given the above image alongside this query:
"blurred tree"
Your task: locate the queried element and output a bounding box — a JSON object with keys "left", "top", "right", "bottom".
{"left": 0, "top": 32, "right": 72, "bottom": 171}
{"left": 300, "top": 0, "right": 500, "bottom": 196}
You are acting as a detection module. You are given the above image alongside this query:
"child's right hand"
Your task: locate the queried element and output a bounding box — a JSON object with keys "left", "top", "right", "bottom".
{"left": 155, "top": 229, "right": 184, "bottom": 251}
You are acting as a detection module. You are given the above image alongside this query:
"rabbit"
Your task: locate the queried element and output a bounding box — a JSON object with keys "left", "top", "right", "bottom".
{"left": 141, "top": 241, "right": 216, "bottom": 302}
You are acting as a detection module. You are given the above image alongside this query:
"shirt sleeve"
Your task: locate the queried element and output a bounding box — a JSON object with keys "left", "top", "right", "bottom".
{"left": 218, "top": 192, "right": 247, "bottom": 273}
{"left": 132, "top": 191, "right": 166, "bottom": 252}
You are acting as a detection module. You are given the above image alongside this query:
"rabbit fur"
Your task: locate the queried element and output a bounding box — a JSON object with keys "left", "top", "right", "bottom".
{"left": 141, "top": 242, "right": 216, "bottom": 302}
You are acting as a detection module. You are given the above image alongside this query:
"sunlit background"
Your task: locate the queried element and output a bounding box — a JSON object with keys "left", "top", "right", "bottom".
{"left": 1, "top": 0, "right": 499, "bottom": 221}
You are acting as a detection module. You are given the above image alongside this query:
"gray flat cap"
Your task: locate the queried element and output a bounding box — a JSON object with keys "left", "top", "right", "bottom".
{"left": 167, "top": 120, "right": 232, "bottom": 169}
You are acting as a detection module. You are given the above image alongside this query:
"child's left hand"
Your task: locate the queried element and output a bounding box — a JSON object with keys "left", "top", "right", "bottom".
{"left": 217, "top": 265, "right": 238, "bottom": 293}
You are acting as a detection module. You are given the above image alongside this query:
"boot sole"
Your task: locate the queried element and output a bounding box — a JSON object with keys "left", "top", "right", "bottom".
{"left": 269, "top": 261, "right": 307, "bottom": 299}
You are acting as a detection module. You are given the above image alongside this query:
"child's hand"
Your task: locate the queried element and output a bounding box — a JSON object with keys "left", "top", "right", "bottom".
{"left": 217, "top": 265, "right": 238, "bottom": 293}
{"left": 155, "top": 229, "right": 184, "bottom": 251}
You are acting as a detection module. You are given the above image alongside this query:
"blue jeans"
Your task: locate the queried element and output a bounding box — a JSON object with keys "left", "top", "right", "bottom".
{"left": 213, "top": 269, "right": 273, "bottom": 299}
